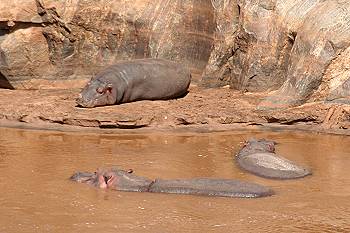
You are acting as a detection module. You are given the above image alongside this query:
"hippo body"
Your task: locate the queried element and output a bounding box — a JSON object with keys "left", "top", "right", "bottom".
{"left": 236, "top": 138, "right": 312, "bottom": 179}
{"left": 149, "top": 178, "right": 273, "bottom": 198}
{"left": 70, "top": 167, "right": 274, "bottom": 198}
{"left": 76, "top": 58, "right": 191, "bottom": 107}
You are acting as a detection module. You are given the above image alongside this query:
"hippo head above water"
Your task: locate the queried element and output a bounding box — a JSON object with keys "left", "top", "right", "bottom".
{"left": 70, "top": 167, "right": 153, "bottom": 192}
{"left": 238, "top": 138, "right": 276, "bottom": 157}
{"left": 70, "top": 168, "right": 118, "bottom": 189}
{"left": 76, "top": 79, "right": 117, "bottom": 108}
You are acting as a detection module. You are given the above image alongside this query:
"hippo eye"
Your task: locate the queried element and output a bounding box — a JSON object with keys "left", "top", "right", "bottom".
{"left": 96, "top": 87, "right": 104, "bottom": 94}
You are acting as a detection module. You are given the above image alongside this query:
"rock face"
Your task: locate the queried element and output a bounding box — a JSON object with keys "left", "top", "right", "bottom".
{"left": 201, "top": 0, "right": 240, "bottom": 88}
{"left": 0, "top": 0, "right": 349, "bottom": 108}
{"left": 258, "top": 0, "right": 350, "bottom": 108}
{"left": 0, "top": 0, "right": 215, "bottom": 89}
{"left": 203, "top": 0, "right": 350, "bottom": 107}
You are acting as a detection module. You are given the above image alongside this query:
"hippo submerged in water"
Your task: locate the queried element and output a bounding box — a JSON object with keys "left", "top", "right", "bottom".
{"left": 236, "top": 138, "right": 312, "bottom": 179}
{"left": 76, "top": 58, "right": 191, "bottom": 108}
{"left": 70, "top": 167, "right": 274, "bottom": 198}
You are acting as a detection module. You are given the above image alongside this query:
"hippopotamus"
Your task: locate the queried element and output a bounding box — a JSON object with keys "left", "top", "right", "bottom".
{"left": 76, "top": 58, "right": 191, "bottom": 108}
{"left": 70, "top": 167, "right": 274, "bottom": 198}
{"left": 236, "top": 138, "right": 312, "bottom": 179}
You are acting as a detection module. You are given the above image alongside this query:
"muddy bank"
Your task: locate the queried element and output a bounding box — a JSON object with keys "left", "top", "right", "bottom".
{"left": 0, "top": 86, "right": 349, "bottom": 135}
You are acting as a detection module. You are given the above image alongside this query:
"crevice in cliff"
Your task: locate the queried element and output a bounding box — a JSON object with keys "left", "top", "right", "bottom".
{"left": 287, "top": 31, "right": 297, "bottom": 45}
{"left": 0, "top": 21, "right": 43, "bottom": 34}
{"left": 35, "top": 0, "right": 71, "bottom": 34}
{"left": 0, "top": 72, "right": 14, "bottom": 89}
{"left": 264, "top": 116, "right": 318, "bottom": 125}
{"left": 229, "top": 26, "right": 258, "bottom": 90}
{"left": 34, "top": 0, "right": 76, "bottom": 64}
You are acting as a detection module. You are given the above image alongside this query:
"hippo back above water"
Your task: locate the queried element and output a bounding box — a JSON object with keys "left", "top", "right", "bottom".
{"left": 76, "top": 59, "right": 191, "bottom": 108}
{"left": 236, "top": 138, "right": 312, "bottom": 179}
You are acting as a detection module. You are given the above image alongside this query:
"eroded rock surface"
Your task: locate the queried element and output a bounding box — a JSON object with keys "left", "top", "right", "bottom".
{"left": 0, "top": 0, "right": 349, "bottom": 111}
{"left": 0, "top": 0, "right": 215, "bottom": 89}
{"left": 258, "top": 0, "right": 350, "bottom": 108}
{"left": 204, "top": 0, "right": 350, "bottom": 107}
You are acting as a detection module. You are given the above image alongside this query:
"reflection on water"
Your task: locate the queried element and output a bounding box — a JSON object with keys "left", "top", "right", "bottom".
{"left": 0, "top": 127, "right": 349, "bottom": 232}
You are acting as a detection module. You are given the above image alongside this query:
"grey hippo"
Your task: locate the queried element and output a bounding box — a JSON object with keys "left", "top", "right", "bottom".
{"left": 236, "top": 138, "right": 312, "bottom": 179}
{"left": 76, "top": 58, "right": 191, "bottom": 108}
{"left": 70, "top": 167, "right": 274, "bottom": 198}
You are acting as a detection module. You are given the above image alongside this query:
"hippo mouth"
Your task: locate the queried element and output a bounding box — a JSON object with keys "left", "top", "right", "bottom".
{"left": 70, "top": 169, "right": 134, "bottom": 188}
{"left": 70, "top": 171, "right": 110, "bottom": 188}
{"left": 75, "top": 95, "right": 95, "bottom": 108}
{"left": 70, "top": 172, "right": 96, "bottom": 183}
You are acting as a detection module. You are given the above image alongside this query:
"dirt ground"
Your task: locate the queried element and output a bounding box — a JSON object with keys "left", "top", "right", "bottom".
{"left": 0, "top": 85, "right": 349, "bottom": 135}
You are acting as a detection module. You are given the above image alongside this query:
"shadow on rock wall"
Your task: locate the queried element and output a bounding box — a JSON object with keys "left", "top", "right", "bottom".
{"left": 0, "top": 0, "right": 349, "bottom": 108}
{"left": 0, "top": 0, "right": 215, "bottom": 89}
{"left": 0, "top": 72, "right": 13, "bottom": 89}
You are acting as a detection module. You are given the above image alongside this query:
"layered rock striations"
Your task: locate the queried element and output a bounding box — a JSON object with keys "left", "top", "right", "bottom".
{"left": 204, "top": 0, "right": 350, "bottom": 107}
{"left": 0, "top": 0, "right": 349, "bottom": 108}
{"left": 0, "top": 0, "right": 215, "bottom": 89}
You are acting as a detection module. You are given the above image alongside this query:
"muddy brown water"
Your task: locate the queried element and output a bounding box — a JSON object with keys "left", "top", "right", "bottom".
{"left": 0, "top": 127, "right": 349, "bottom": 233}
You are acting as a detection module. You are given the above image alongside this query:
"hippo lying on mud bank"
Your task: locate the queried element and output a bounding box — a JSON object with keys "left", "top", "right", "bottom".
{"left": 76, "top": 59, "right": 191, "bottom": 108}
{"left": 70, "top": 167, "right": 274, "bottom": 198}
{"left": 236, "top": 139, "right": 312, "bottom": 179}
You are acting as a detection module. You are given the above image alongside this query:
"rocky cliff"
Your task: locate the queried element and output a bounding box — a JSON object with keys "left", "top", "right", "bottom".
{"left": 0, "top": 0, "right": 349, "bottom": 108}
{"left": 203, "top": 0, "right": 350, "bottom": 108}
{"left": 0, "top": 0, "right": 215, "bottom": 89}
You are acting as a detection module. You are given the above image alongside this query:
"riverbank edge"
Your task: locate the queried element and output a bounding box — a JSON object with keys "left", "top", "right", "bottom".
{"left": 0, "top": 87, "right": 349, "bottom": 136}
{"left": 1, "top": 119, "right": 349, "bottom": 136}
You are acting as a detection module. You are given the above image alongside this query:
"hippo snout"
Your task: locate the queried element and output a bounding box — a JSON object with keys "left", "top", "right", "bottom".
{"left": 70, "top": 171, "right": 95, "bottom": 183}
{"left": 75, "top": 94, "right": 93, "bottom": 108}
{"left": 75, "top": 94, "right": 84, "bottom": 106}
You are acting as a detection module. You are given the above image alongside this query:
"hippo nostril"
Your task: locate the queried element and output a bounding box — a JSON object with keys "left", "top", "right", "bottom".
{"left": 76, "top": 96, "right": 87, "bottom": 107}
{"left": 103, "top": 175, "right": 109, "bottom": 184}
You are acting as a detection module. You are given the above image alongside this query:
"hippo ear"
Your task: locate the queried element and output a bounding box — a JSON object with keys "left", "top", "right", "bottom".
{"left": 105, "top": 83, "right": 113, "bottom": 93}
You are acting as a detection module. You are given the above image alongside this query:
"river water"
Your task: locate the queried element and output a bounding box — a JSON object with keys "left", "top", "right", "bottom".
{"left": 0, "top": 127, "right": 349, "bottom": 232}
